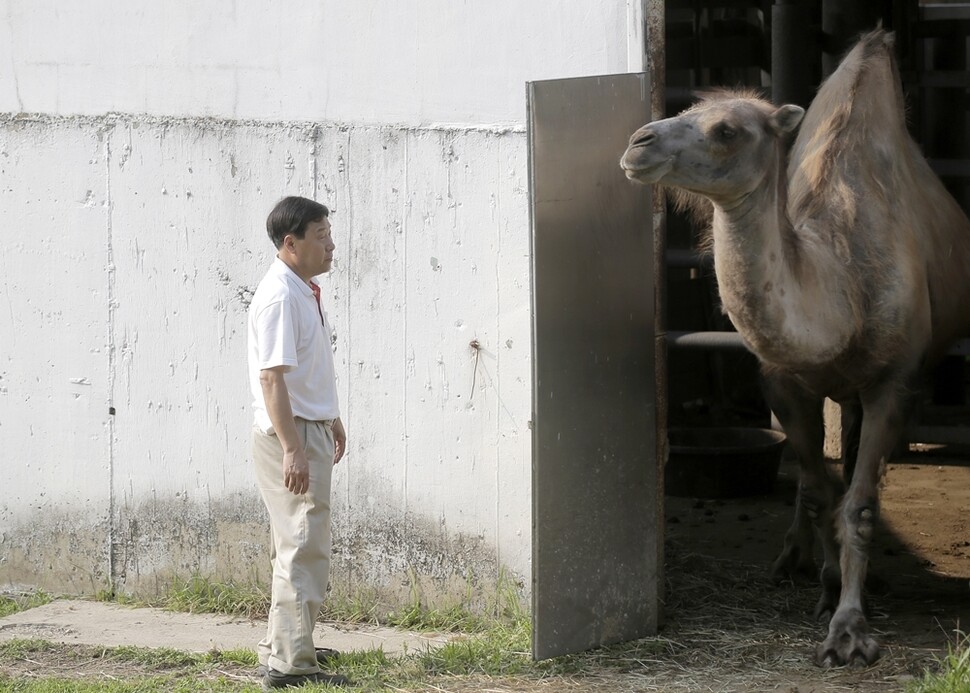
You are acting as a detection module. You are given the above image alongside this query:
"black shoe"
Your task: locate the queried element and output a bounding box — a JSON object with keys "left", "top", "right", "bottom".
{"left": 257, "top": 648, "right": 341, "bottom": 678}
{"left": 262, "top": 668, "right": 352, "bottom": 690}
{"left": 314, "top": 647, "right": 340, "bottom": 663}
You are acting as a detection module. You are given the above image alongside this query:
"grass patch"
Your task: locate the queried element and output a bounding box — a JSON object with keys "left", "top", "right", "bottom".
{"left": 0, "top": 636, "right": 542, "bottom": 692}
{"left": 0, "top": 592, "right": 53, "bottom": 619}
{"left": 93, "top": 589, "right": 141, "bottom": 607}
{"left": 0, "top": 639, "right": 263, "bottom": 692}
{"left": 331, "top": 578, "right": 539, "bottom": 688}
{"left": 0, "top": 639, "right": 253, "bottom": 670}
{"left": 316, "top": 567, "right": 532, "bottom": 636}
{"left": 372, "top": 570, "right": 529, "bottom": 635}
{"left": 92, "top": 568, "right": 529, "bottom": 640}
{"left": 0, "top": 595, "right": 541, "bottom": 692}
{"left": 0, "top": 576, "right": 543, "bottom": 691}
{"left": 94, "top": 576, "right": 269, "bottom": 620}
{"left": 318, "top": 589, "right": 383, "bottom": 624}
{"left": 908, "top": 631, "right": 970, "bottom": 693}
{"left": 383, "top": 597, "right": 512, "bottom": 634}
{"left": 144, "top": 576, "right": 270, "bottom": 620}
{"left": 416, "top": 635, "right": 531, "bottom": 678}
{"left": 0, "top": 677, "right": 262, "bottom": 692}
{"left": 0, "top": 640, "right": 59, "bottom": 660}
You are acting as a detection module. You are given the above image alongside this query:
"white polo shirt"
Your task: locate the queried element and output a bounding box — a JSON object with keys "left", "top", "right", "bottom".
{"left": 248, "top": 257, "right": 339, "bottom": 434}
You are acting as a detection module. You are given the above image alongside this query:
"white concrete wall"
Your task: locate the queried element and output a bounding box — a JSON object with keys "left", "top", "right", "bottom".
{"left": 0, "top": 118, "right": 114, "bottom": 593}
{"left": 0, "top": 1, "right": 641, "bottom": 125}
{"left": 0, "top": 0, "right": 642, "bottom": 606}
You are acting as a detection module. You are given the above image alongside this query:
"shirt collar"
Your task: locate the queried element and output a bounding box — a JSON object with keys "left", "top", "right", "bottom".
{"left": 272, "top": 256, "right": 314, "bottom": 297}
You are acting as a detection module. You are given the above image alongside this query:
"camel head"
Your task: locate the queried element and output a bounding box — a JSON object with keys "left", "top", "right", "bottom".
{"left": 620, "top": 93, "right": 804, "bottom": 205}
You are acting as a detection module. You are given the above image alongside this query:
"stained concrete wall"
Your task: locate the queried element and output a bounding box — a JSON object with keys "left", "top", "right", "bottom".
{"left": 0, "top": 1, "right": 644, "bottom": 607}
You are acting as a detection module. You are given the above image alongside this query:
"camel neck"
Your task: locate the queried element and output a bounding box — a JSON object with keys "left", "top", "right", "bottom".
{"left": 711, "top": 148, "right": 795, "bottom": 293}
{"left": 714, "top": 144, "right": 794, "bottom": 257}
{"left": 708, "top": 143, "right": 821, "bottom": 364}
{"left": 708, "top": 140, "right": 856, "bottom": 367}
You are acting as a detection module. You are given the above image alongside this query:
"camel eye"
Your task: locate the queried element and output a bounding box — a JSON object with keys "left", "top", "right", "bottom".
{"left": 714, "top": 123, "right": 737, "bottom": 141}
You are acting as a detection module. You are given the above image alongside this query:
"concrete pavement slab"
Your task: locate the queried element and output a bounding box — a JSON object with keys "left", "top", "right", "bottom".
{"left": 0, "top": 600, "right": 449, "bottom": 655}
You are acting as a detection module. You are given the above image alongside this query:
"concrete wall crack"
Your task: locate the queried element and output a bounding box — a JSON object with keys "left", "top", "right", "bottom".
{"left": 104, "top": 122, "right": 119, "bottom": 595}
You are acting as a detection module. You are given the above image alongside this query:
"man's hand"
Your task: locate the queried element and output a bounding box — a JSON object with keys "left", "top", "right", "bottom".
{"left": 333, "top": 418, "right": 347, "bottom": 465}
{"left": 259, "top": 367, "right": 310, "bottom": 495}
{"left": 283, "top": 447, "right": 311, "bottom": 495}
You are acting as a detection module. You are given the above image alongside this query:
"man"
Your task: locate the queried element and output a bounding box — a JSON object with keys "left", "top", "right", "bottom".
{"left": 248, "top": 196, "right": 350, "bottom": 689}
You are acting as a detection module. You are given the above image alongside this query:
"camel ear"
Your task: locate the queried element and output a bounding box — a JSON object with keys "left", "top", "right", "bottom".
{"left": 769, "top": 105, "right": 805, "bottom": 135}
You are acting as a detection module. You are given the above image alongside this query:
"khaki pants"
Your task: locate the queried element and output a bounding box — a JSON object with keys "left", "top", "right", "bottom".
{"left": 253, "top": 418, "right": 334, "bottom": 675}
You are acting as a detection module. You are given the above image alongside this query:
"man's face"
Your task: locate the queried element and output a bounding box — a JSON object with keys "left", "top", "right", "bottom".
{"left": 292, "top": 217, "right": 335, "bottom": 276}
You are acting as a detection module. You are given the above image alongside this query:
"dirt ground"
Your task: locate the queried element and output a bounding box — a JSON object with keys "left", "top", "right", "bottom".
{"left": 666, "top": 443, "right": 970, "bottom": 653}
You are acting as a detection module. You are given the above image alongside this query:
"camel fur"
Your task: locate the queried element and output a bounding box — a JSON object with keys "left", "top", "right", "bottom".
{"left": 620, "top": 29, "right": 970, "bottom": 667}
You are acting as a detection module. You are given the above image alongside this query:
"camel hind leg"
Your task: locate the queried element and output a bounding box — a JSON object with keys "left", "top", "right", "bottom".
{"left": 762, "top": 373, "right": 843, "bottom": 616}
{"left": 817, "top": 375, "right": 915, "bottom": 668}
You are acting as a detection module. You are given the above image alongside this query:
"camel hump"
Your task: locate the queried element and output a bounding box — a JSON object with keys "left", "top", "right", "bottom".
{"left": 844, "top": 28, "right": 903, "bottom": 121}
{"left": 796, "top": 27, "right": 904, "bottom": 153}
{"left": 855, "top": 27, "right": 895, "bottom": 58}
{"left": 788, "top": 28, "right": 906, "bottom": 228}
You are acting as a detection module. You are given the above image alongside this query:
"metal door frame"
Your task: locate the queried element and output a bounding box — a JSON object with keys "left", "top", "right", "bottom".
{"left": 528, "top": 72, "right": 660, "bottom": 660}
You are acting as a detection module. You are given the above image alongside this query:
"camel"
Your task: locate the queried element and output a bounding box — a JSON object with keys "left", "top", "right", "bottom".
{"left": 620, "top": 30, "right": 970, "bottom": 667}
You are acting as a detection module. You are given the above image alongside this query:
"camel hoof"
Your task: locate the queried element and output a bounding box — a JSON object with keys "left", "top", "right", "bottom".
{"left": 818, "top": 651, "right": 839, "bottom": 669}
{"left": 816, "top": 644, "right": 880, "bottom": 668}
{"left": 815, "top": 608, "right": 880, "bottom": 668}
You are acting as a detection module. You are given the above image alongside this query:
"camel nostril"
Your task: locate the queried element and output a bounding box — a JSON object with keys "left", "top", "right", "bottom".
{"left": 630, "top": 130, "right": 656, "bottom": 148}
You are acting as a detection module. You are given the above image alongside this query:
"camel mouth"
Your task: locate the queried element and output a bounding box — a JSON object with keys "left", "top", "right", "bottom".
{"left": 620, "top": 157, "right": 672, "bottom": 185}
{"left": 623, "top": 168, "right": 651, "bottom": 183}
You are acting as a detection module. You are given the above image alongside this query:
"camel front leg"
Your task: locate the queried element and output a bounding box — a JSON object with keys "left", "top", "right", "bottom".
{"left": 816, "top": 378, "right": 910, "bottom": 668}
{"left": 761, "top": 373, "right": 842, "bottom": 614}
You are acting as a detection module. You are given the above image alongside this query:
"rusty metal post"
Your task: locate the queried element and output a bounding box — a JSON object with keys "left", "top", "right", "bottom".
{"left": 645, "top": 0, "right": 667, "bottom": 622}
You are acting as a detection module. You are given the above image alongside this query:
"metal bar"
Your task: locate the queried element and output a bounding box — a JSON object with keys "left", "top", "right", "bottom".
{"left": 666, "top": 248, "right": 712, "bottom": 268}
{"left": 916, "top": 72, "right": 970, "bottom": 89}
{"left": 666, "top": 331, "right": 970, "bottom": 355}
{"left": 911, "top": 426, "right": 970, "bottom": 446}
{"left": 928, "top": 159, "right": 970, "bottom": 177}
{"left": 773, "top": 0, "right": 815, "bottom": 106}
{"left": 666, "top": 330, "right": 749, "bottom": 351}
{"left": 919, "top": 4, "right": 970, "bottom": 22}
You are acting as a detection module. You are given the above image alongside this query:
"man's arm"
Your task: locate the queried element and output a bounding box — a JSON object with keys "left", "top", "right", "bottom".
{"left": 259, "top": 366, "right": 309, "bottom": 495}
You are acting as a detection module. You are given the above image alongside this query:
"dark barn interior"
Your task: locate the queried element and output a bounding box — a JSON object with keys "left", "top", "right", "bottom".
{"left": 663, "top": 0, "right": 970, "bottom": 435}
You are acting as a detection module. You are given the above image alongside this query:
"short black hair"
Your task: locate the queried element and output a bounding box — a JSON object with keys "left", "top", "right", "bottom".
{"left": 266, "top": 196, "right": 330, "bottom": 249}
